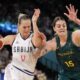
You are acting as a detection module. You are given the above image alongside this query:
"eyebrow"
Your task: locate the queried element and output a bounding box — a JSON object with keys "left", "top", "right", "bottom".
{"left": 56, "top": 23, "right": 66, "bottom": 25}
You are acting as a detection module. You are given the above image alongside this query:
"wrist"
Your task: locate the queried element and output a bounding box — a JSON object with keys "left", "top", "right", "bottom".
{"left": 75, "top": 18, "right": 80, "bottom": 25}
{"left": 32, "top": 21, "right": 37, "bottom": 27}
{"left": 32, "top": 20, "right": 37, "bottom": 24}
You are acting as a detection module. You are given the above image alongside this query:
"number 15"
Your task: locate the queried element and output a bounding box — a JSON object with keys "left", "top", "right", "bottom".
{"left": 64, "top": 60, "right": 74, "bottom": 67}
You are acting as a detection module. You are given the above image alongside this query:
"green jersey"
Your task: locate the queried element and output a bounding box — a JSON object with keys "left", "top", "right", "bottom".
{"left": 55, "top": 31, "right": 80, "bottom": 78}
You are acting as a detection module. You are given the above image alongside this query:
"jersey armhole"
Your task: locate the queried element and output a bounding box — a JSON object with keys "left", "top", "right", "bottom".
{"left": 30, "top": 33, "right": 37, "bottom": 49}
{"left": 31, "top": 39, "right": 36, "bottom": 49}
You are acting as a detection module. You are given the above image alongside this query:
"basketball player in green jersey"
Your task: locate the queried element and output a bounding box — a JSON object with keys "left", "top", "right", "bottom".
{"left": 39, "top": 5, "right": 80, "bottom": 79}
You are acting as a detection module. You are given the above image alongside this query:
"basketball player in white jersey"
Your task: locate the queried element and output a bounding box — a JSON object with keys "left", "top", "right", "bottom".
{"left": 0, "top": 9, "right": 46, "bottom": 80}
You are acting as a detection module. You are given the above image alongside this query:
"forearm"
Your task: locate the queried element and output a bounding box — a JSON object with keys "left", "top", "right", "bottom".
{"left": 32, "top": 25, "right": 45, "bottom": 48}
{"left": 33, "top": 47, "right": 43, "bottom": 59}
{"left": 32, "top": 8, "right": 40, "bottom": 33}
{"left": 32, "top": 21, "right": 39, "bottom": 33}
{"left": 0, "top": 35, "right": 15, "bottom": 48}
{"left": 33, "top": 46, "right": 48, "bottom": 59}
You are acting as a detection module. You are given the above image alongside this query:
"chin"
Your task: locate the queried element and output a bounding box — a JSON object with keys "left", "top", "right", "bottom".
{"left": 24, "top": 33, "right": 28, "bottom": 36}
{"left": 58, "top": 33, "right": 65, "bottom": 36}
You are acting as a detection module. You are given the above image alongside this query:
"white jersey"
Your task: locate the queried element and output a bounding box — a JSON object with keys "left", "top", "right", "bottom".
{"left": 12, "top": 33, "right": 37, "bottom": 72}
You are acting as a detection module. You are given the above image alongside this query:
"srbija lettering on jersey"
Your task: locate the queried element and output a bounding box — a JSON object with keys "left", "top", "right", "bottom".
{"left": 12, "top": 33, "right": 37, "bottom": 72}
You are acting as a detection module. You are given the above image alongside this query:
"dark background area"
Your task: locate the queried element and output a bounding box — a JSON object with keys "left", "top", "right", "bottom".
{"left": 0, "top": 0, "right": 80, "bottom": 20}
{"left": 0, "top": 0, "right": 79, "bottom": 39}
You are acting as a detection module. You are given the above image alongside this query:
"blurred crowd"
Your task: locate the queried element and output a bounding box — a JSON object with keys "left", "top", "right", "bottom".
{"left": 0, "top": 0, "right": 79, "bottom": 39}
{"left": 0, "top": 0, "right": 75, "bottom": 39}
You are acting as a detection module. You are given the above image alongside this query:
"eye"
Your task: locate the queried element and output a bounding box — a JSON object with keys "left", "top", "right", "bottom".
{"left": 23, "top": 26, "right": 26, "bottom": 28}
{"left": 63, "top": 24, "right": 66, "bottom": 28}
{"left": 23, "top": 26, "right": 30, "bottom": 28}
{"left": 56, "top": 25, "right": 61, "bottom": 28}
{"left": 27, "top": 26, "right": 30, "bottom": 28}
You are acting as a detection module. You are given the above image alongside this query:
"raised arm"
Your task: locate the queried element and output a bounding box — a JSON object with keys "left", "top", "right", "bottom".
{"left": 64, "top": 4, "right": 80, "bottom": 25}
{"left": 32, "top": 8, "right": 46, "bottom": 48}
{"left": 0, "top": 35, "right": 16, "bottom": 49}
{"left": 32, "top": 8, "right": 40, "bottom": 33}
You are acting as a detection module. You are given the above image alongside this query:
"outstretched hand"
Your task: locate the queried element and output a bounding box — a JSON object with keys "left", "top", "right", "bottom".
{"left": 64, "top": 4, "right": 78, "bottom": 22}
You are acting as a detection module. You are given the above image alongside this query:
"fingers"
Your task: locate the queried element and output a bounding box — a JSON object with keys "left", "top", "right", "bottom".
{"left": 70, "top": 4, "right": 74, "bottom": 12}
{"left": 76, "top": 9, "right": 78, "bottom": 15}
{"left": 34, "top": 8, "right": 40, "bottom": 16}
{"left": 66, "top": 4, "right": 73, "bottom": 13}
{"left": 70, "top": 4, "right": 75, "bottom": 12}
{"left": 32, "top": 8, "right": 40, "bottom": 22}
{"left": 70, "top": 4, "right": 72, "bottom": 11}
{"left": 65, "top": 4, "right": 78, "bottom": 18}
{"left": 66, "top": 5, "right": 70, "bottom": 13}
{"left": 66, "top": 4, "right": 77, "bottom": 13}
{"left": 64, "top": 13, "right": 69, "bottom": 18}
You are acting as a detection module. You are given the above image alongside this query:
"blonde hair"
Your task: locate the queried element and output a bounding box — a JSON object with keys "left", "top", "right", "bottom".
{"left": 18, "top": 13, "right": 30, "bottom": 24}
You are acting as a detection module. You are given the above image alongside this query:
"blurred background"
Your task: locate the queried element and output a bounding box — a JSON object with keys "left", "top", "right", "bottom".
{"left": 0, "top": 0, "right": 80, "bottom": 80}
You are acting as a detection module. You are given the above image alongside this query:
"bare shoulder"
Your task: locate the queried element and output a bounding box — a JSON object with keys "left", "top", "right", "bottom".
{"left": 72, "top": 30, "right": 80, "bottom": 46}
{"left": 72, "top": 30, "right": 80, "bottom": 39}
{"left": 72, "top": 30, "right": 80, "bottom": 36}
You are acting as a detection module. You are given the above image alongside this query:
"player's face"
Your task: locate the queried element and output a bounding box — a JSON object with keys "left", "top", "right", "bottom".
{"left": 18, "top": 19, "right": 31, "bottom": 38}
{"left": 53, "top": 20, "right": 67, "bottom": 36}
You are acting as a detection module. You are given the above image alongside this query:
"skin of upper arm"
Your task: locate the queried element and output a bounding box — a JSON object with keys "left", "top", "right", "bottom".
{"left": 39, "top": 39, "right": 57, "bottom": 57}
{"left": 72, "top": 30, "right": 80, "bottom": 47}
{"left": 32, "top": 38, "right": 57, "bottom": 59}
{"left": 0, "top": 35, "right": 16, "bottom": 46}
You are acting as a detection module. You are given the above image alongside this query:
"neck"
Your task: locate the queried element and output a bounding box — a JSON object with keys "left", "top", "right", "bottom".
{"left": 59, "top": 31, "right": 68, "bottom": 42}
{"left": 20, "top": 33, "right": 30, "bottom": 40}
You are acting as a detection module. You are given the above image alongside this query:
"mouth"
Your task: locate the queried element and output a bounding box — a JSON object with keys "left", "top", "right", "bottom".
{"left": 59, "top": 30, "right": 65, "bottom": 33}
{"left": 24, "top": 31, "right": 28, "bottom": 34}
